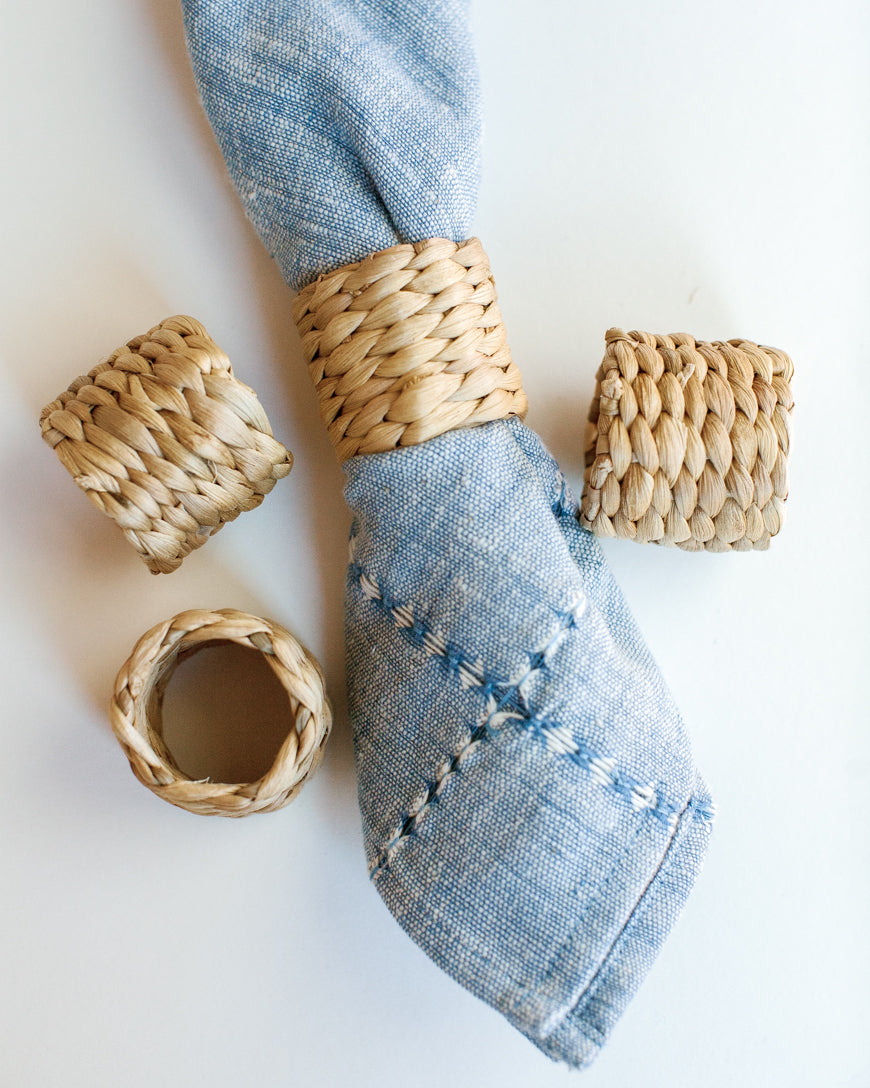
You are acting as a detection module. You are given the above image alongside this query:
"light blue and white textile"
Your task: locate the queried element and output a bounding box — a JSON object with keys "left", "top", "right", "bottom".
{"left": 182, "top": 0, "right": 713, "bottom": 1068}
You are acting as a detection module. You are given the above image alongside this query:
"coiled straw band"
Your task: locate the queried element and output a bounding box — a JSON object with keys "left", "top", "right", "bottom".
{"left": 110, "top": 609, "right": 331, "bottom": 816}
{"left": 292, "top": 238, "right": 527, "bottom": 461}
{"left": 40, "top": 316, "right": 292, "bottom": 574}
{"left": 582, "top": 329, "right": 794, "bottom": 551}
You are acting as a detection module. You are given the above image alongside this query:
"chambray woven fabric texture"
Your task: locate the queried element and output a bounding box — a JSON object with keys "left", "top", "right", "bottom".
{"left": 181, "top": 0, "right": 714, "bottom": 1069}
{"left": 181, "top": 0, "right": 480, "bottom": 290}
{"left": 344, "top": 418, "right": 713, "bottom": 1067}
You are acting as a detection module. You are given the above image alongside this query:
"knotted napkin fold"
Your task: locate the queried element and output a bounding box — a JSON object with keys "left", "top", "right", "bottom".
{"left": 182, "top": 0, "right": 713, "bottom": 1068}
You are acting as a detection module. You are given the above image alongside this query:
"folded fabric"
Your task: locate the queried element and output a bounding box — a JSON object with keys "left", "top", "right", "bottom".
{"left": 181, "top": 0, "right": 713, "bottom": 1068}
{"left": 182, "top": 0, "right": 480, "bottom": 290}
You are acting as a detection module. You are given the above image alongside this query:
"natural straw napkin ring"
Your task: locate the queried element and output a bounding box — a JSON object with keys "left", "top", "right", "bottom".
{"left": 582, "top": 329, "right": 794, "bottom": 551}
{"left": 40, "top": 316, "right": 292, "bottom": 574}
{"left": 293, "top": 237, "right": 527, "bottom": 461}
{"left": 110, "top": 609, "right": 331, "bottom": 816}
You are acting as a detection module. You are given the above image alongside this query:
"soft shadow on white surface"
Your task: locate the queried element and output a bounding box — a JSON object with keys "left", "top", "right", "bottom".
{"left": 161, "top": 642, "right": 310, "bottom": 784}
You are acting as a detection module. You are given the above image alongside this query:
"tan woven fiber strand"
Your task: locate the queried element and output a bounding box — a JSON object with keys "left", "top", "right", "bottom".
{"left": 581, "top": 329, "right": 794, "bottom": 552}
{"left": 40, "top": 316, "right": 292, "bottom": 574}
{"left": 292, "top": 237, "right": 527, "bottom": 460}
{"left": 110, "top": 609, "right": 331, "bottom": 816}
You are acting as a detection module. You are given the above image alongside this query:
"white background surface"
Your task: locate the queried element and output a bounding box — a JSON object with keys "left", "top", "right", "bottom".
{"left": 1, "top": 1, "right": 868, "bottom": 1085}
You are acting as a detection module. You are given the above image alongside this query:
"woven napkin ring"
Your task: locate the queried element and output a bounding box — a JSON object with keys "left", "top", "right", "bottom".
{"left": 40, "top": 316, "right": 292, "bottom": 574}
{"left": 110, "top": 609, "right": 332, "bottom": 817}
{"left": 292, "top": 237, "right": 528, "bottom": 461}
{"left": 582, "top": 329, "right": 795, "bottom": 552}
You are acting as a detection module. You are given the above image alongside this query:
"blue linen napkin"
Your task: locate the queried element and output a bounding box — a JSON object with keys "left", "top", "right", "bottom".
{"left": 181, "top": 0, "right": 713, "bottom": 1068}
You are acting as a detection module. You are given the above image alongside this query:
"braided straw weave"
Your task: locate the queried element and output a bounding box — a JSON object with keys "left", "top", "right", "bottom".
{"left": 581, "top": 329, "right": 794, "bottom": 551}
{"left": 292, "top": 237, "right": 527, "bottom": 460}
{"left": 110, "top": 609, "right": 331, "bottom": 816}
{"left": 40, "top": 316, "right": 292, "bottom": 574}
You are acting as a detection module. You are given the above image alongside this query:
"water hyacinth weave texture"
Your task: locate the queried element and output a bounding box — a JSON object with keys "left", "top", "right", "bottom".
{"left": 182, "top": 0, "right": 713, "bottom": 1068}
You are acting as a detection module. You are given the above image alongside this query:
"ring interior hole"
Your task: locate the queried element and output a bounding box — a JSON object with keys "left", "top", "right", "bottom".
{"left": 158, "top": 640, "right": 299, "bottom": 785}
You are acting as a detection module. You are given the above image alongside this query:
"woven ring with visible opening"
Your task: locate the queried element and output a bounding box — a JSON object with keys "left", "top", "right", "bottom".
{"left": 40, "top": 316, "right": 293, "bottom": 574}
{"left": 109, "top": 609, "right": 332, "bottom": 817}
{"left": 292, "top": 237, "right": 527, "bottom": 461}
{"left": 582, "top": 329, "right": 794, "bottom": 552}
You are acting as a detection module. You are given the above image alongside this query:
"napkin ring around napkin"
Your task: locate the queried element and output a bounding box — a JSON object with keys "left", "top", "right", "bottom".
{"left": 292, "top": 237, "right": 527, "bottom": 461}
{"left": 110, "top": 609, "right": 331, "bottom": 816}
{"left": 582, "top": 329, "right": 794, "bottom": 552}
{"left": 40, "top": 315, "right": 292, "bottom": 574}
